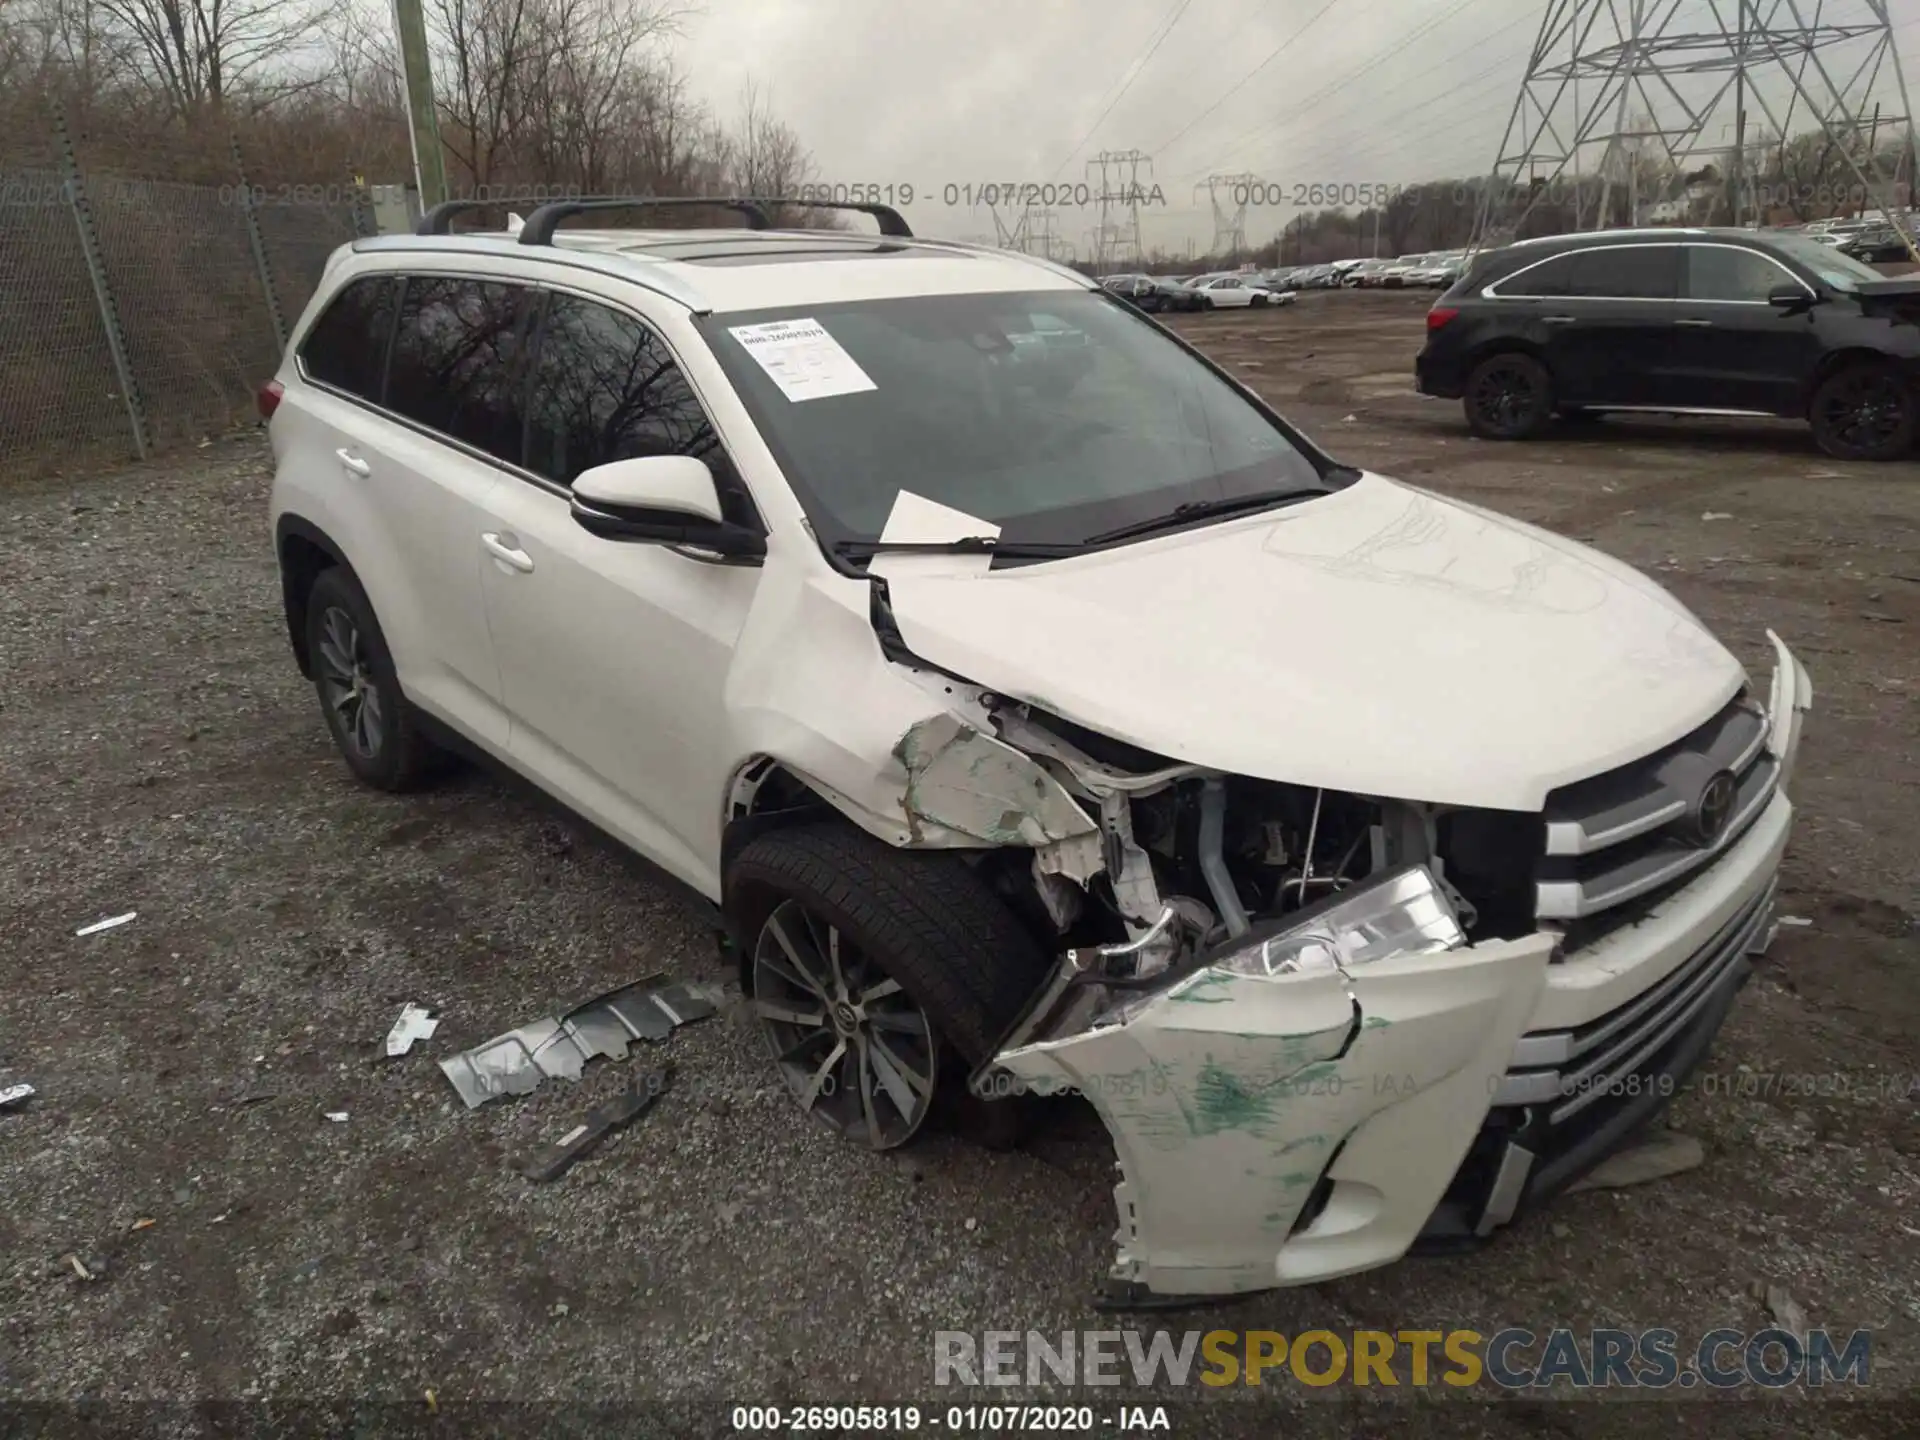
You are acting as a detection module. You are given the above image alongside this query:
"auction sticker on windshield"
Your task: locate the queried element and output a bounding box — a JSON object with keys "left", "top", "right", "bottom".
{"left": 727, "top": 318, "right": 876, "bottom": 401}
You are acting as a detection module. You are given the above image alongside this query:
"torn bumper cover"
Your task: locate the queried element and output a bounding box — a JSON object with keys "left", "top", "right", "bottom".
{"left": 979, "top": 868, "right": 1554, "bottom": 1301}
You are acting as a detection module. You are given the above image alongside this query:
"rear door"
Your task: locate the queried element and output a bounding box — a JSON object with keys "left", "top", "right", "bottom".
{"left": 280, "top": 271, "right": 522, "bottom": 749}
{"left": 355, "top": 274, "right": 534, "bottom": 748}
{"left": 1664, "top": 243, "right": 1825, "bottom": 413}
{"left": 477, "top": 289, "right": 761, "bottom": 890}
{"left": 1492, "top": 245, "right": 1679, "bottom": 405}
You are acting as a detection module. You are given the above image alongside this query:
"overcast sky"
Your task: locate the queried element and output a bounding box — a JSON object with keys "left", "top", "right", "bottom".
{"left": 674, "top": 0, "right": 1920, "bottom": 257}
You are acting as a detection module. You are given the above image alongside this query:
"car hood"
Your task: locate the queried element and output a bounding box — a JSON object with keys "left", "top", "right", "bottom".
{"left": 876, "top": 473, "right": 1746, "bottom": 811}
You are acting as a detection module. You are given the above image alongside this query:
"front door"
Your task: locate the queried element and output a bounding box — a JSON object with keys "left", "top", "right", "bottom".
{"left": 1660, "top": 244, "right": 1826, "bottom": 414}
{"left": 478, "top": 290, "right": 759, "bottom": 893}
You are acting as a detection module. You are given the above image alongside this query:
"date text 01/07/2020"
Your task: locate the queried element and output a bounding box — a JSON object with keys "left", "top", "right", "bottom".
{"left": 791, "top": 181, "right": 1415, "bottom": 210}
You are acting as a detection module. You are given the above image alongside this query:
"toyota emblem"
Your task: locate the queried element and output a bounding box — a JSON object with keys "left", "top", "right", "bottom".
{"left": 1685, "top": 771, "right": 1739, "bottom": 847}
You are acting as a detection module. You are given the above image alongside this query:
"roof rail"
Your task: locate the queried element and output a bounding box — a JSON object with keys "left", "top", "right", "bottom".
{"left": 744, "top": 198, "right": 913, "bottom": 238}
{"left": 517, "top": 196, "right": 773, "bottom": 245}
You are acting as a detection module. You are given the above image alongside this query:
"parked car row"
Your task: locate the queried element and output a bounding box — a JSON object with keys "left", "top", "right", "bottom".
{"left": 1098, "top": 271, "right": 1297, "bottom": 312}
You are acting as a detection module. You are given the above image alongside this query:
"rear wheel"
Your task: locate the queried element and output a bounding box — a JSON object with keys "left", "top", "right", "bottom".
{"left": 304, "top": 567, "right": 436, "bottom": 791}
{"left": 1464, "top": 352, "right": 1554, "bottom": 440}
{"left": 727, "top": 824, "right": 1049, "bottom": 1151}
{"left": 1809, "top": 362, "right": 1916, "bottom": 461}
{"left": 1251, "top": 293, "right": 1268, "bottom": 308}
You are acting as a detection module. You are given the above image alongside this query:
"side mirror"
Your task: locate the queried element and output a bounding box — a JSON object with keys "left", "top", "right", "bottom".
{"left": 569, "top": 454, "right": 765, "bottom": 559}
{"left": 1768, "top": 283, "right": 1815, "bottom": 313}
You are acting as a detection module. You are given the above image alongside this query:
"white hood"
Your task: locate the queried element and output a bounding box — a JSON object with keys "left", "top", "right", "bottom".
{"left": 877, "top": 473, "right": 1745, "bottom": 811}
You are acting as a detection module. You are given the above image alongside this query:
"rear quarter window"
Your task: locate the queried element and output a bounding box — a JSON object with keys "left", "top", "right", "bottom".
{"left": 298, "top": 275, "right": 400, "bottom": 400}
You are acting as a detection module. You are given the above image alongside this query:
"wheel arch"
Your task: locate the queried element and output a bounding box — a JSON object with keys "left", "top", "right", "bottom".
{"left": 275, "top": 514, "right": 359, "bottom": 678}
{"left": 1801, "top": 346, "right": 1906, "bottom": 413}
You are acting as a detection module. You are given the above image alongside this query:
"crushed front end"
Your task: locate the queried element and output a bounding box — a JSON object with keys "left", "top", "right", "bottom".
{"left": 961, "top": 634, "right": 1812, "bottom": 1304}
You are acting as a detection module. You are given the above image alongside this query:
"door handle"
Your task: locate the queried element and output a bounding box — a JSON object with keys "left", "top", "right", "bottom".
{"left": 1675, "top": 318, "right": 1714, "bottom": 327}
{"left": 1542, "top": 315, "right": 1577, "bottom": 325}
{"left": 481, "top": 532, "right": 534, "bottom": 573}
{"left": 335, "top": 448, "right": 371, "bottom": 477}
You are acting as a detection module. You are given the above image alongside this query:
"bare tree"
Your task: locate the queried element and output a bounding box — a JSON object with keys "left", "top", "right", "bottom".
{"left": 91, "top": 0, "right": 330, "bottom": 120}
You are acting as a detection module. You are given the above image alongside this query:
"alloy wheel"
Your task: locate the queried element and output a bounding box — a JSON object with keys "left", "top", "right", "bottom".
{"left": 752, "top": 898, "right": 939, "bottom": 1149}
{"left": 315, "top": 605, "right": 383, "bottom": 760}
{"left": 1471, "top": 365, "right": 1537, "bottom": 433}
{"left": 1819, "top": 372, "right": 1908, "bottom": 453}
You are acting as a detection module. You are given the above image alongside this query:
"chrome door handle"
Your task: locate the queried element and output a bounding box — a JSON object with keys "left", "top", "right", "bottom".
{"left": 1675, "top": 318, "right": 1714, "bottom": 327}
{"left": 481, "top": 532, "right": 534, "bottom": 573}
{"left": 335, "top": 448, "right": 371, "bottom": 477}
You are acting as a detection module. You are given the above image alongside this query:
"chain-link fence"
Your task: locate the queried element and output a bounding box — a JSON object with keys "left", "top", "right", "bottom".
{"left": 0, "top": 114, "right": 367, "bottom": 466}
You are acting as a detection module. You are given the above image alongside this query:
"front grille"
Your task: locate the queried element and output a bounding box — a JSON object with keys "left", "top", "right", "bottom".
{"left": 1534, "top": 692, "right": 1777, "bottom": 923}
{"left": 1493, "top": 878, "right": 1776, "bottom": 1122}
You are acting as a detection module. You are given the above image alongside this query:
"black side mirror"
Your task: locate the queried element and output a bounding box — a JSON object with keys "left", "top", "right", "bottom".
{"left": 1768, "top": 283, "right": 1816, "bottom": 313}
{"left": 568, "top": 454, "right": 766, "bottom": 559}
{"left": 570, "top": 497, "right": 766, "bottom": 558}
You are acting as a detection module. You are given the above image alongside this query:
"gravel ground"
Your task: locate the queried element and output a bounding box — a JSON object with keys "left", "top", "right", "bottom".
{"left": 2, "top": 290, "right": 1916, "bottom": 1438}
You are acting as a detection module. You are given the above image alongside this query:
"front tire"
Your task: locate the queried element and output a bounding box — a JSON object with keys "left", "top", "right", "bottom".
{"left": 304, "top": 567, "right": 435, "bottom": 791}
{"left": 726, "top": 824, "right": 1049, "bottom": 1151}
{"left": 1809, "top": 362, "right": 1916, "bottom": 461}
{"left": 1464, "top": 352, "right": 1554, "bottom": 440}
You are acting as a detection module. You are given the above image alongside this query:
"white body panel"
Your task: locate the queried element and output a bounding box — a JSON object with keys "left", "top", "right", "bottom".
{"left": 266, "top": 225, "right": 1811, "bottom": 1299}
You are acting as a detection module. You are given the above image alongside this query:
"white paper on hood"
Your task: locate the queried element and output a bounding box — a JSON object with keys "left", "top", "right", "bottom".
{"left": 727, "top": 318, "right": 876, "bottom": 402}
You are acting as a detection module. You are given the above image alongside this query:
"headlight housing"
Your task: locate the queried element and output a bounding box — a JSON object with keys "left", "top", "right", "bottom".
{"left": 1092, "top": 866, "right": 1466, "bottom": 1028}
{"left": 1211, "top": 865, "right": 1467, "bottom": 980}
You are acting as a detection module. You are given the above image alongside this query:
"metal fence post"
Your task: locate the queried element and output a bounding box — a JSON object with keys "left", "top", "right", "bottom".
{"left": 231, "top": 132, "right": 288, "bottom": 352}
{"left": 55, "top": 110, "right": 149, "bottom": 460}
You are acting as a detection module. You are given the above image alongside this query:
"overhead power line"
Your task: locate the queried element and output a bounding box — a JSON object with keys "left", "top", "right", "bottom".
{"left": 1153, "top": 0, "right": 1355, "bottom": 158}
{"left": 1053, "top": 0, "right": 1197, "bottom": 178}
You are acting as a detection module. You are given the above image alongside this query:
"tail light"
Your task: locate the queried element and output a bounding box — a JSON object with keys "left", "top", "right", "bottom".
{"left": 256, "top": 380, "right": 283, "bottom": 419}
{"left": 1426, "top": 307, "right": 1459, "bottom": 331}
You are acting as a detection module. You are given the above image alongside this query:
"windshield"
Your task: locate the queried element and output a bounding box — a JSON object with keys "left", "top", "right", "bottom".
{"left": 1766, "top": 232, "right": 1887, "bottom": 291}
{"left": 700, "top": 289, "right": 1330, "bottom": 549}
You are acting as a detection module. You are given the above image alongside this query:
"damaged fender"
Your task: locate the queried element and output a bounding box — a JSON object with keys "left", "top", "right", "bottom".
{"left": 995, "top": 931, "right": 1554, "bottom": 1298}
{"left": 893, "top": 714, "right": 1099, "bottom": 847}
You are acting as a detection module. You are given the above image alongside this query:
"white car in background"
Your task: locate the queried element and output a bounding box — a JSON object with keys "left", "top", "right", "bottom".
{"left": 1183, "top": 273, "right": 1277, "bottom": 308}
{"left": 264, "top": 195, "right": 1810, "bottom": 1306}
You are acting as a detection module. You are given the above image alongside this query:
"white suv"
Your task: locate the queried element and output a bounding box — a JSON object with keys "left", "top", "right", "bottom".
{"left": 266, "top": 197, "right": 1811, "bottom": 1305}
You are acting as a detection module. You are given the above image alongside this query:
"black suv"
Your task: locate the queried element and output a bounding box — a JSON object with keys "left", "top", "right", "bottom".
{"left": 1416, "top": 227, "right": 1920, "bottom": 460}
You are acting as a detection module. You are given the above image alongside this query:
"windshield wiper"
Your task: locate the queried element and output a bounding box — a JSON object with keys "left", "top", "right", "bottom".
{"left": 1082, "top": 485, "right": 1330, "bottom": 545}
{"left": 833, "top": 536, "right": 1088, "bottom": 561}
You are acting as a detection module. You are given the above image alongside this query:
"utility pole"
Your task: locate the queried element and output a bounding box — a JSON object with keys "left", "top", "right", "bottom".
{"left": 1730, "top": 0, "right": 1748, "bottom": 226}
{"left": 391, "top": 0, "right": 448, "bottom": 210}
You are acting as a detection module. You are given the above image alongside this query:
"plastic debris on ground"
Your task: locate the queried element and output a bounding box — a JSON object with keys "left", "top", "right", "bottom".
{"left": 1567, "top": 1131, "right": 1704, "bottom": 1192}
{"left": 519, "top": 1065, "right": 674, "bottom": 1182}
{"left": 1, "top": 1082, "right": 35, "bottom": 1110}
{"left": 1778, "top": 915, "right": 1814, "bottom": 928}
{"left": 384, "top": 1003, "right": 440, "bottom": 1057}
{"left": 324, "top": 1112, "right": 349, "bottom": 1123}
{"left": 75, "top": 911, "right": 137, "bottom": 936}
{"left": 439, "top": 975, "right": 720, "bottom": 1109}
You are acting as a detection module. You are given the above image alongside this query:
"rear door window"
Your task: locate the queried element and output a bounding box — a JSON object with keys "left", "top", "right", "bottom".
{"left": 298, "top": 275, "right": 400, "bottom": 400}
{"left": 1567, "top": 246, "right": 1679, "bottom": 298}
{"left": 385, "top": 276, "right": 533, "bottom": 463}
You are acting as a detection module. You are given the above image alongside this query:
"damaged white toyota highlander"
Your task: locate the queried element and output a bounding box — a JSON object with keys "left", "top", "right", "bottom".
{"left": 266, "top": 198, "right": 1812, "bottom": 1306}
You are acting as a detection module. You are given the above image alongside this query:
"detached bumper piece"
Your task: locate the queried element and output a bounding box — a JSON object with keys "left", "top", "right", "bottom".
{"left": 1419, "top": 878, "right": 1777, "bottom": 1250}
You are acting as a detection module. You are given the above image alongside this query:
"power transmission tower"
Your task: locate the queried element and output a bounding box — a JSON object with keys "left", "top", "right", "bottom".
{"left": 1196, "top": 173, "right": 1261, "bottom": 259}
{"left": 1470, "top": 0, "right": 1915, "bottom": 256}
{"left": 1088, "top": 149, "right": 1153, "bottom": 272}
{"left": 1013, "top": 205, "right": 1075, "bottom": 264}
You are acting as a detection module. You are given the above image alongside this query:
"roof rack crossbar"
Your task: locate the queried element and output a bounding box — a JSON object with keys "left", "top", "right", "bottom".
{"left": 743, "top": 198, "right": 913, "bottom": 238}
{"left": 517, "top": 196, "right": 773, "bottom": 245}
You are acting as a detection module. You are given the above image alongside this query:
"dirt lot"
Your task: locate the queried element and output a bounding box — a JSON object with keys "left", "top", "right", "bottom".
{"left": 2, "top": 289, "right": 1916, "bottom": 1437}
